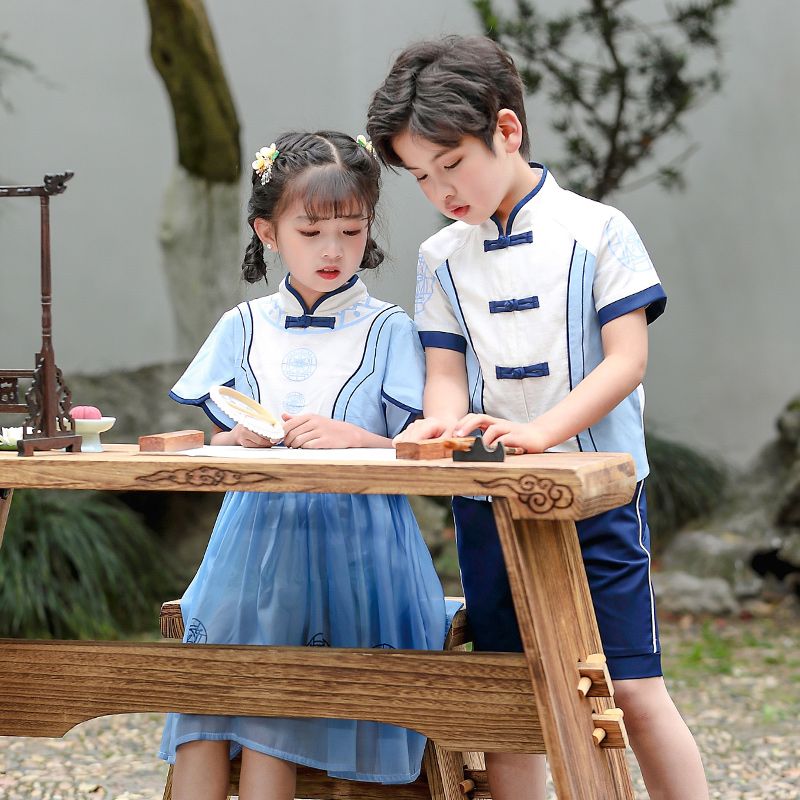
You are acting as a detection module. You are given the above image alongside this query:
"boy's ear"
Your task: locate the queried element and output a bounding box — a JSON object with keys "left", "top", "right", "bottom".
{"left": 496, "top": 108, "right": 524, "bottom": 155}
{"left": 253, "top": 218, "right": 277, "bottom": 251}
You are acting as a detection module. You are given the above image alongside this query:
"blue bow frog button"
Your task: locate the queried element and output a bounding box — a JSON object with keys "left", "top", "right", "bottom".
{"left": 495, "top": 362, "right": 550, "bottom": 380}
{"left": 285, "top": 315, "right": 336, "bottom": 329}
{"left": 489, "top": 296, "right": 540, "bottom": 314}
{"left": 483, "top": 230, "right": 533, "bottom": 252}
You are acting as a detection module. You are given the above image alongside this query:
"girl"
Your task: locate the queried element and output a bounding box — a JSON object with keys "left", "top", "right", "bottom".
{"left": 159, "top": 131, "right": 446, "bottom": 800}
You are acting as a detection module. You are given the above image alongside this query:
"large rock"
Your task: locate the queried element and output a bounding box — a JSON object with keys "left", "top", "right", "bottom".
{"left": 662, "top": 529, "right": 763, "bottom": 600}
{"left": 659, "top": 394, "right": 800, "bottom": 611}
{"left": 777, "top": 396, "right": 800, "bottom": 452}
{"left": 652, "top": 571, "right": 739, "bottom": 615}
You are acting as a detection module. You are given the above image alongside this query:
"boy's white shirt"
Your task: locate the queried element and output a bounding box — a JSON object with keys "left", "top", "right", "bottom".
{"left": 415, "top": 166, "right": 666, "bottom": 481}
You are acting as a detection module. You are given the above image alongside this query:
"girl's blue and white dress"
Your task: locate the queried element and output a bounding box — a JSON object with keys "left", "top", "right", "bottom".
{"left": 158, "top": 275, "right": 447, "bottom": 784}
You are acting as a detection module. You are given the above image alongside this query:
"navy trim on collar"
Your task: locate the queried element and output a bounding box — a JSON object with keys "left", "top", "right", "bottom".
{"left": 489, "top": 163, "right": 548, "bottom": 236}
{"left": 283, "top": 274, "right": 359, "bottom": 314}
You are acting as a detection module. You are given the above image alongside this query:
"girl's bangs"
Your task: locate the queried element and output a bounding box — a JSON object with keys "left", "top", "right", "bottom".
{"left": 289, "top": 165, "right": 372, "bottom": 222}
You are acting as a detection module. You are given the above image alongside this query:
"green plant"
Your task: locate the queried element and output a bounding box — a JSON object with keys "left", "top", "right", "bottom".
{"left": 473, "top": 0, "right": 734, "bottom": 200}
{"left": 645, "top": 430, "right": 727, "bottom": 551}
{"left": 0, "top": 490, "right": 179, "bottom": 639}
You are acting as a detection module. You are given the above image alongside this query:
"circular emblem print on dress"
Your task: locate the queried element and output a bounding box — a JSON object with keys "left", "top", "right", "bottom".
{"left": 415, "top": 253, "right": 434, "bottom": 314}
{"left": 185, "top": 618, "right": 208, "bottom": 644}
{"left": 605, "top": 216, "right": 652, "bottom": 272}
{"left": 281, "top": 348, "right": 317, "bottom": 382}
{"left": 282, "top": 392, "right": 306, "bottom": 414}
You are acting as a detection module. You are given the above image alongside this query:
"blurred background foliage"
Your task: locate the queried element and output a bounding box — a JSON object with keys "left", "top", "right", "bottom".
{"left": 473, "top": 0, "right": 735, "bottom": 199}
{"left": 0, "top": 490, "right": 179, "bottom": 639}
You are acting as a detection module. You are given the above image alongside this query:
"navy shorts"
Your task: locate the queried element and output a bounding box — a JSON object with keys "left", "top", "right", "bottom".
{"left": 452, "top": 481, "right": 661, "bottom": 680}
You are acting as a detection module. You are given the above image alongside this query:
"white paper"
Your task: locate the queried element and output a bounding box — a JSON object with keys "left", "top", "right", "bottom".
{"left": 162, "top": 445, "right": 398, "bottom": 462}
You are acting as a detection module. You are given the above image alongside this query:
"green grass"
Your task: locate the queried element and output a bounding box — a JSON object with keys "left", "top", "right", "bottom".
{"left": 674, "top": 620, "right": 735, "bottom": 675}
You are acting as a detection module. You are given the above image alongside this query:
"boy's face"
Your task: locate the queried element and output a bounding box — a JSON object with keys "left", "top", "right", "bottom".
{"left": 392, "top": 129, "right": 515, "bottom": 226}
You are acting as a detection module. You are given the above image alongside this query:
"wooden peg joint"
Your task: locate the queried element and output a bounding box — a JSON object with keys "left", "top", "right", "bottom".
{"left": 577, "top": 652, "right": 614, "bottom": 697}
{"left": 591, "top": 708, "right": 628, "bottom": 749}
{"left": 459, "top": 778, "right": 476, "bottom": 795}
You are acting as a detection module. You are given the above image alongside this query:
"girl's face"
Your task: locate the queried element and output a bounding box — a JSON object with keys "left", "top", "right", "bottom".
{"left": 257, "top": 196, "right": 369, "bottom": 308}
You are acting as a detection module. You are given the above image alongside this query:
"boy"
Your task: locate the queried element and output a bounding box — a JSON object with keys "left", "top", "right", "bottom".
{"left": 367, "top": 36, "right": 708, "bottom": 800}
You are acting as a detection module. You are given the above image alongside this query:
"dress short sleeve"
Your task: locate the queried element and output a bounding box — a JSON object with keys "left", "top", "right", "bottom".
{"left": 381, "top": 313, "right": 426, "bottom": 438}
{"left": 169, "top": 308, "right": 242, "bottom": 430}
{"left": 414, "top": 250, "right": 467, "bottom": 353}
{"left": 593, "top": 211, "right": 667, "bottom": 326}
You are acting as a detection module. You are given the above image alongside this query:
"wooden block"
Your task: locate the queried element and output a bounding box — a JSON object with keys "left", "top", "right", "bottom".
{"left": 138, "top": 430, "right": 204, "bottom": 452}
{"left": 395, "top": 436, "right": 476, "bottom": 460}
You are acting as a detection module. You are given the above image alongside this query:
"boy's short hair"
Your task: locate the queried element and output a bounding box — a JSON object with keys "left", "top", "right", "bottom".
{"left": 367, "top": 35, "right": 530, "bottom": 167}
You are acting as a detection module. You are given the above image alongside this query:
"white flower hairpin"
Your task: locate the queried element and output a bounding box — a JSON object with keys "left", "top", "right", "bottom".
{"left": 356, "top": 134, "right": 375, "bottom": 157}
{"left": 252, "top": 144, "right": 280, "bottom": 185}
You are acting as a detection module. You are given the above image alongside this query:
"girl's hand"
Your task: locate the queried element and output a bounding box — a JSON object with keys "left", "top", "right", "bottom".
{"left": 281, "top": 413, "right": 365, "bottom": 449}
{"left": 212, "top": 423, "right": 274, "bottom": 448}
{"left": 392, "top": 417, "right": 457, "bottom": 445}
{"left": 454, "top": 414, "right": 549, "bottom": 452}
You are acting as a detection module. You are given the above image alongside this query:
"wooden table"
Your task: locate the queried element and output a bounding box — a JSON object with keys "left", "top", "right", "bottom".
{"left": 0, "top": 445, "right": 636, "bottom": 799}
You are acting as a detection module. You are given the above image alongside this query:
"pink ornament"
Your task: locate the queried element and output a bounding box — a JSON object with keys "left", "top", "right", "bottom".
{"left": 70, "top": 405, "right": 102, "bottom": 420}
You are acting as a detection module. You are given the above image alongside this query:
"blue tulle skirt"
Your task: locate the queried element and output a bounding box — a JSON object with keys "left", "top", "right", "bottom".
{"left": 159, "top": 490, "right": 446, "bottom": 783}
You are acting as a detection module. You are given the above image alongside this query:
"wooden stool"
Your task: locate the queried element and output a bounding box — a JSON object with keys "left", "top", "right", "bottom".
{"left": 159, "top": 598, "right": 491, "bottom": 800}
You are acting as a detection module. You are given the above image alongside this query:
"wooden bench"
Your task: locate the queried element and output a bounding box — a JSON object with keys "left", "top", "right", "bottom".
{"left": 158, "top": 598, "right": 490, "bottom": 800}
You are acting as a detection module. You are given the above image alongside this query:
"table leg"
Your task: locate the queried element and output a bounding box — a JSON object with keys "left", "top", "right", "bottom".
{"left": 492, "top": 497, "right": 635, "bottom": 800}
{"left": 0, "top": 488, "right": 12, "bottom": 550}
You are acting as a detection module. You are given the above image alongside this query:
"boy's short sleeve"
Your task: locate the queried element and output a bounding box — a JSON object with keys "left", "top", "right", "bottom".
{"left": 169, "top": 309, "right": 240, "bottom": 430}
{"left": 593, "top": 211, "right": 667, "bottom": 326}
{"left": 381, "top": 313, "right": 426, "bottom": 437}
{"left": 414, "top": 251, "right": 468, "bottom": 353}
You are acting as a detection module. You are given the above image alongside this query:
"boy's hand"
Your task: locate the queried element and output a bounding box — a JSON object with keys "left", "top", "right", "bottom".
{"left": 393, "top": 417, "right": 457, "bottom": 444}
{"left": 454, "top": 414, "right": 548, "bottom": 452}
{"left": 281, "top": 413, "right": 365, "bottom": 449}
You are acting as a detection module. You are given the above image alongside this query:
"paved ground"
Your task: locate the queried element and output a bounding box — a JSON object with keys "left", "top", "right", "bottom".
{"left": 1, "top": 602, "right": 798, "bottom": 799}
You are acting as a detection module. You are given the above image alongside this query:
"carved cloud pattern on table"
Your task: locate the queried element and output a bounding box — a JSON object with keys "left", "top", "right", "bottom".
{"left": 477, "top": 475, "right": 575, "bottom": 513}
{"left": 138, "top": 467, "right": 276, "bottom": 488}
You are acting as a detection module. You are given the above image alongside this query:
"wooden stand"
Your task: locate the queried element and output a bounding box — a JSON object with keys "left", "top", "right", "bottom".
{"left": 0, "top": 173, "right": 81, "bottom": 456}
{"left": 0, "top": 447, "right": 636, "bottom": 799}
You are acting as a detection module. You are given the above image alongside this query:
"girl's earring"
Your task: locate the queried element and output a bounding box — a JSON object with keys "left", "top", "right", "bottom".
{"left": 266, "top": 243, "right": 273, "bottom": 250}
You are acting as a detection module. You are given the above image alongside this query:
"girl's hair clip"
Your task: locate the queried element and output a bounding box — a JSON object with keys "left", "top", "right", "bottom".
{"left": 252, "top": 144, "right": 280, "bottom": 185}
{"left": 356, "top": 134, "right": 376, "bottom": 157}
